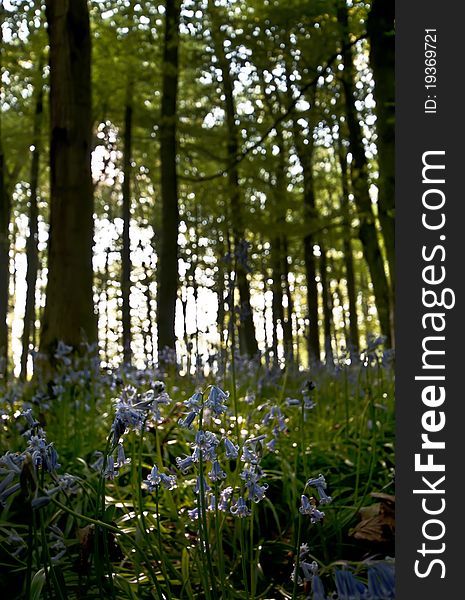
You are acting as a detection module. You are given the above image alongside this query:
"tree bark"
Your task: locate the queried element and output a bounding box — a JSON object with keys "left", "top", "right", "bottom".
{"left": 20, "top": 70, "right": 43, "bottom": 380}
{"left": 338, "top": 1, "right": 392, "bottom": 347}
{"left": 0, "top": 140, "right": 9, "bottom": 380}
{"left": 40, "top": 0, "right": 96, "bottom": 362}
{"left": 157, "top": 0, "right": 181, "bottom": 361}
{"left": 209, "top": 0, "right": 258, "bottom": 358}
{"left": 336, "top": 135, "right": 359, "bottom": 355}
{"left": 0, "top": 20, "right": 10, "bottom": 379}
{"left": 121, "top": 80, "right": 133, "bottom": 365}
{"left": 367, "top": 0, "right": 395, "bottom": 343}
{"left": 290, "top": 105, "right": 321, "bottom": 364}
{"left": 319, "top": 242, "right": 334, "bottom": 366}
{"left": 282, "top": 236, "right": 295, "bottom": 364}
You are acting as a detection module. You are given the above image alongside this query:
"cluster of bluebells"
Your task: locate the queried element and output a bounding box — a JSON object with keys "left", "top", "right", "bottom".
{"left": 286, "top": 379, "right": 317, "bottom": 413}
{"left": 261, "top": 405, "right": 287, "bottom": 451}
{"left": 0, "top": 409, "right": 79, "bottom": 511}
{"left": 292, "top": 544, "right": 395, "bottom": 600}
{"left": 104, "top": 381, "right": 171, "bottom": 479}
{"left": 175, "top": 385, "right": 269, "bottom": 521}
{"left": 299, "top": 474, "right": 332, "bottom": 524}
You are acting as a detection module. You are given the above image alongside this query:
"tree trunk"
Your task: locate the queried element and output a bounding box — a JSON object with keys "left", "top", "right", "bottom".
{"left": 121, "top": 80, "right": 133, "bottom": 365}
{"left": 338, "top": 1, "right": 392, "bottom": 347}
{"left": 367, "top": 0, "right": 395, "bottom": 343}
{"left": 0, "top": 141, "right": 9, "bottom": 380}
{"left": 319, "top": 242, "right": 334, "bottom": 366}
{"left": 40, "top": 0, "right": 96, "bottom": 363}
{"left": 282, "top": 236, "right": 295, "bottom": 364}
{"left": 336, "top": 135, "right": 359, "bottom": 355}
{"left": 209, "top": 0, "right": 258, "bottom": 358}
{"left": 290, "top": 102, "right": 321, "bottom": 364}
{"left": 157, "top": 0, "right": 181, "bottom": 361}
{"left": 20, "top": 71, "right": 43, "bottom": 380}
{"left": 0, "top": 21, "right": 9, "bottom": 379}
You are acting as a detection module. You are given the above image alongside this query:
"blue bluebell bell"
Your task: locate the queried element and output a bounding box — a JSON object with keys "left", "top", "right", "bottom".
{"left": 230, "top": 496, "right": 252, "bottom": 518}
{"left": 299, "top": 494, "right": 326, "bottom": 522}
{"left": 367, "top": 562, "right": 395, "bottom": 599}
{"left": 306, "top": 474, "right": 332, "bottom": 505}
{"left": 176, "top": 454, "right": 195, "bottom": 473}
{"left": 194, "top": 475, "right": 211, "bottom": 495}
{"left": 159, "top": 472, "right": 177, "bottom": 490}
{"left": 223, "top": 437, "right": 239, "bottom": 459}
{"left": 205, "top": 385, "right": 229, "bottom": 416}
{"left": 104, "top": 455, "right": 118, "bottom": 480}
{"left": 178, "top": 411, "right": 197, "bottom": 430}
{"left": 116, "top": 443, "right": 130, "bottom": 468}
{"left": 218, "top": 486, "right": 233, "bottom": 511}
{"left": 240, "top": 466, "right": 268, "bottom": 503}
{"left": 208, "top": 460, "right": 227, "bottom": 482}
{"left": 334, "top": 568, "right": 367, "bottom": 599}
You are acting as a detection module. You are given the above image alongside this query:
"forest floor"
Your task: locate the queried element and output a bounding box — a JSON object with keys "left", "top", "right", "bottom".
{"left": 0, "top": 346, "right": 395, "bottom": 599}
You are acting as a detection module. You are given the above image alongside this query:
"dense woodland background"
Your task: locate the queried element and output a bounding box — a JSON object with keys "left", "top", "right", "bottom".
{"left": 0, "top": 0, "right": 394, "bottom": 378}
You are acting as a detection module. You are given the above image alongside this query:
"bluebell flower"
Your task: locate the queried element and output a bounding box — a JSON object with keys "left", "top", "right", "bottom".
{"left": 207, "top": 493, "right": 216, "bottom": 512}
{"left": 159, "top": 472, "right": 177, "bottom": 490}
{"left": 208, "top": 460, "right": 227, "bottom": 482}
{"left": 223, "top": 437, "right": 239, "bottom": 459}
{"left": 240, "top": 466, "right": 268, "bottom": 503}
{"left": 188, "top": 507, "right": 199, "bottom": 521}
{"left": 367, "top": 562, "right": 395, "bottom": 599}
{"left": 49, "top": 525, "right": 67, "bottom": 563}
{"left": 285, "top": 397, "right": 301, "bottom": 407}
{"left": 218, "top": 486, "right": 233, "bottom": 511}
{"left": 241, "top": 445, "right": 258, "bottom": 464}
{"left": 306, "top": 474, "right": 332, "bottom": 505}
{"left": 21, "top": 409, "right": 39, "bottom": 430}
{"left": 111, "top": 386, "right": 147, "bottom": 443}
{"left": 54, "top": 341, "right": 73, "bottom": 366}
{"left": 0, "top": 452, "right": 23, "bottom": 475}
{"left": 230, "top": 496, "right": 252, "bottom": 518}
{"left": 205, "top": 385, "right": 229, "bottom": 416}
{"left": 299, "top": 495, "right": 326, "bottom": 522}
{"left": 191, "top": 430, "right": 219, "bottom": 462}
{"left": 143, "top": 465, "right": 161, "bottom": 490}
{"left": 31, "top": 495, "right": 52, "bottom": 509}
{"left": 104, "top": 455, "right": 118, "bottom": 480}
{"left": 184, "top": 391, "right": 203, "bottom": 413}
{"left": 178, "top": 411, "right": 197, "bottom": 430}
{"left": 194, "top": 475, "right": 211, "bottom": 495}
{"left": 0, "top": 473, "right": 20, "bottom": 506}
{"left": 116, "top": 443, "right": 131, "bottom": 468}
{"left": 176, "top": 454, "right": 195, "bottom": 473}
{"left": 311, "top": 575, "right": 327, "bottom": 600}
{"left": 334, "top": 568, "right": 367, "bottom": 599}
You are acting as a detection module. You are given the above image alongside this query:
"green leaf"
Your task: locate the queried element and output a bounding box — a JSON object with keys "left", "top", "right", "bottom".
{"left": 30, "top": 568, "right": 46, "bottom": 600}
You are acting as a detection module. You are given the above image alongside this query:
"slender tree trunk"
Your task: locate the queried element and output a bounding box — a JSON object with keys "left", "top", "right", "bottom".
{"left": 270, "top": 233, "right": 283, "bottom": 368}
{"left": 40, "top": 0, "right": 96, "bottom": 363}
{"left": 142, "top": 251, "right": 154, "bottom": 368}
{"left": 121, "top": 80, "right": 133, "bottom": 365}
{"left": 319, "top": 242, "right": 334, "bottom": 365}
{"left": 338, "top": 1, "right": 392, "bottom": 346}
{"left": 0, "top": 21, "right": 10, "bottom": 379}
{"left": 282, "top": 236, "right": 295, "bottom": 364}
{"left": 336, "top": 135, "right": 359, "bottom": 355}
{"left": 157, "top": 0, "right": 181, "bottom": 360}
{"left": 20, "top": 72, "right": 43, "bottom": 380}
{"left": 104, "top": 247, "right": 110, "bottom": 366}
{"left": 290, "top": 101, "right": 320, "bottom": 363}
{"left": 209, "top": 0, "right": 258, "bottom": 358}
{"left": 367, "top": 0, "right": 395, "bottom": 343}
{"left": 0, "top": 139, "right": 9, "bottom": 380}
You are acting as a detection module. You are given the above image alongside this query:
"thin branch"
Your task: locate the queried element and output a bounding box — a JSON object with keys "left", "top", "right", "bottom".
{"left": 179, "top": 34, "right": 367, "bottom": 184}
